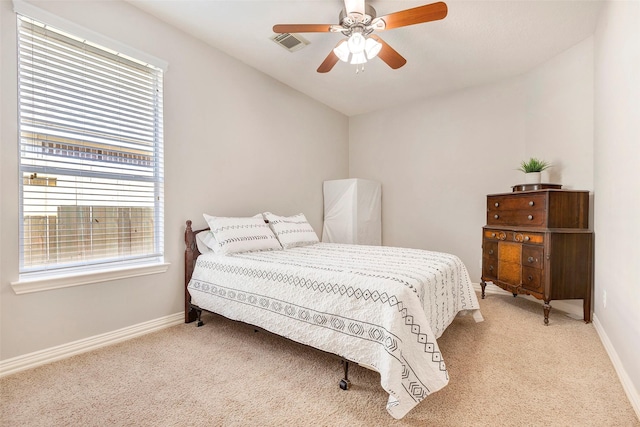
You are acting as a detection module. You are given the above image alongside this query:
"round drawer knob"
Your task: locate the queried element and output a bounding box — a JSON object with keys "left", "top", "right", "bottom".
{"left": 494, "top": 214, "right": 499, "bottom": 219}
{"left": 529, "top": 201, "right": 534, "bottom": 207}
{"left": 491, "top": 232, "right": 496, "bottom": 238}
{"left": 528, "top": 275, "right": 533, "bottom": 281}
{"left": 489, "top": 250, "right": 494, "bottom": 255}
{"left": 528, "top": 256, "right": 534, "bottom": 263}
{"left": 494, "top": 202, "right": 499, "bottom": 207}
{"left": 489, "top": 265, "right": 494, "bottom": 271}
{"left": 528, "top": 215, "right": 533, "bottom": 220}
{"left": 524, "top": 236, "right": 530, "bottom": 242}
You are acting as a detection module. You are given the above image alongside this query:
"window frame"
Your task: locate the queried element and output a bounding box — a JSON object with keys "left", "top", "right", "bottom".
{"left": 12, "top": 2, "right": 169, "bottom": 293}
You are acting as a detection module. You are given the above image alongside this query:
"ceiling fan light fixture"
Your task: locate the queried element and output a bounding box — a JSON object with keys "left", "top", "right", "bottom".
{"left": 274, "top": 1, "right": 448, "bottom": 73}
{"left": 364, "top": 37, "right": 382, "bottom": 59}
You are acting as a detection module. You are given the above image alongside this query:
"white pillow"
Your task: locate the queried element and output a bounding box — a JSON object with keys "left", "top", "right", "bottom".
{"left": 195, "top": 230, "right": 218, "bottom": 254}
{"left": 263, "top": 212, "right": 319, "bottom": 249}
{"left": 203, "top": 213, "right": 282, "bottom": 255}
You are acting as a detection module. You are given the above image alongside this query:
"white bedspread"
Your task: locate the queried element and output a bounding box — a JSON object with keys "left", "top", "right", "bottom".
{"left": 187, "top": 242, "right": 482, "bottom": 419}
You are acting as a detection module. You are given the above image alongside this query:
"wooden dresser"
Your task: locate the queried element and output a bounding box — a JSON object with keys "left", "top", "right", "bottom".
{"left": 480, "top": 189, "right": 593, "bottom": 324}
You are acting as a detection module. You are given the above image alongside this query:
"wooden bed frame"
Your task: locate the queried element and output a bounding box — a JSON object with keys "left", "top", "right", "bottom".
{"left": 184, "top": 220, "right": 206, "bottom": 325}
{"left": 183, "top": 219, "right": 354, "bottom": 390}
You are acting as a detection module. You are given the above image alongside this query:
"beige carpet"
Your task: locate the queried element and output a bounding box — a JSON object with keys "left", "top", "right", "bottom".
{"left": 1, "top": 293, "right": 638, "bottom": 426}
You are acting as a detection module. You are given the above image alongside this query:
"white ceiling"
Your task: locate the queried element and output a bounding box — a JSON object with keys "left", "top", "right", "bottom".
{"left": 128, "top": 0, "right": 603, "bottom": 116}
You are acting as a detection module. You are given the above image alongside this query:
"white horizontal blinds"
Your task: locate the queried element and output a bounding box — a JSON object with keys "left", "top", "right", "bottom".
{"left": 18, "top": 14, "right": 164, "bottom": 274}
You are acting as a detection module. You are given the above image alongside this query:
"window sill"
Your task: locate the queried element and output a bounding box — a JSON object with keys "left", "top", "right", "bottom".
{"left": 11, "top": 262, "right": 171, "bottom": 295}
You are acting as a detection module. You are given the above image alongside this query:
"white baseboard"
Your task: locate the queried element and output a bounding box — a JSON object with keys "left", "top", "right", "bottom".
{"left": 0, "top": 312, "right": 184, "bottom": 378}
{"left": 472, "top": 282, "right": 583, "bottom": 318}
{"left": 593, "top": 314, "right": 640, "bottom": 421}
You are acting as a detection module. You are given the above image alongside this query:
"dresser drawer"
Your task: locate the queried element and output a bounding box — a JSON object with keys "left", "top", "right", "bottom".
{"left": 488, "top": 194, "right": 546, "bottom": 211}
{"left": 487, "top": 210, "right": 545, "bottom": 227}
{"left": 484, "top": 229, "right": 508, "bottom": 241}
{"left": 522, "top": 266, "right": 544, "bottom": 293}
{"left": 484, "top": 229, "right": 545, "bottom": 245}
{"left": 522, "top": 245, "right": 544, "bottom": 269}
{"left": 513, "top": 231, "right": 544, "bottom": 245}
{"left": 483, "top": 240, "right": 498, "bottom": 258}
{"left": 482, "top": 259, "right": 498, "bottom": 280}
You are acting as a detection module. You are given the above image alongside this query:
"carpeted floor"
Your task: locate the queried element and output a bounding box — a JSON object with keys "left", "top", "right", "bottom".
{"left": 1, "top": 293, "right": 638, "bottom": 426}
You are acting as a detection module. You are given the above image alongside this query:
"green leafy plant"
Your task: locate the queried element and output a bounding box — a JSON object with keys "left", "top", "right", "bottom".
{"left": 518, "top": 157, "right": 551, "bottom": 173}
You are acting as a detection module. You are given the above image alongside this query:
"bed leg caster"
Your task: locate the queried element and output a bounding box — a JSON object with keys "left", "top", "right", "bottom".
{"left": 339, "top": 360, "right": 351, "bottom": 390}
{"left": 194, "top": 307, "right": 204, "bottom": 327}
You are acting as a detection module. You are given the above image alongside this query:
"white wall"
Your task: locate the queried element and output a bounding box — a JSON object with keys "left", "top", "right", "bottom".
{"left": 350, "top": 38, "right": 594, "bottom": 282}
{"left": 349, "top": 78, "right": 525, "bottom": 281}
{"left": 523, "top": 37, "right": 594, "bottom": 192}
{"left": 351, "top": 41, "right": 594, "bottom": 283}
{"left": 0, "top": 0, "right": 348, "bottom": 360}
{"left": 594, "top": 0, "right": 640, "bottom": 408}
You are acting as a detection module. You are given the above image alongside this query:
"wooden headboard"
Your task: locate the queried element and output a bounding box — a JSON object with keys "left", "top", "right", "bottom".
{"left": 184, "top": 220, "right": 209, "bottom": 323}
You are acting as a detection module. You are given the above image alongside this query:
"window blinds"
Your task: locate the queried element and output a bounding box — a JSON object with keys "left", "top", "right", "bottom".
{"left": 17, "top": 14, "right": 164, "bottom": 274}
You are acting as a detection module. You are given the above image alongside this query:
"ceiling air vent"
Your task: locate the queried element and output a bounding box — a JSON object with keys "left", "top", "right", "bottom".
{"left": 271, "top": 33, "right": 309, "bottom": 52}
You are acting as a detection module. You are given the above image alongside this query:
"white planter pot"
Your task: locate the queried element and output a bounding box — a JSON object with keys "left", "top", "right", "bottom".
{"left": 524, "top": 172, "right": 541, "bottom": 184}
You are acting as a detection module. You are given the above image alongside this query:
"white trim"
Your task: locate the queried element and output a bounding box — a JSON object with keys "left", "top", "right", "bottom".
{"left": 12, "top": 0, "right": 168, "bottom": 71}
{"left": 472, "top": 282, "right": 583, "bottom": 318}
{"left": 593, "top": 314, "right": 640, "bottom": 421}
{"left": 0, "top": 312, "right": 183, "bottom": 378}
{"left": 11, "top": 262, "right": 171, "bottom": 294}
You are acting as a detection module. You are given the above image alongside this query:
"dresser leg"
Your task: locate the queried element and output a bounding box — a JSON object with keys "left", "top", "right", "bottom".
{"left": 543, "top": 301, "right": 551, "bottom": 326}
{"left": 480, "top": 281, "right": 486, "bottom": 299}
{"left": 583, "top": 297, "right": 592, "bottom": 323}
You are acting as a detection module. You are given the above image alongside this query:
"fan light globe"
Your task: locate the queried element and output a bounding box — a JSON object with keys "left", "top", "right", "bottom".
{"left": 333, "top": 40, "right": 350, "bottom": 62}
{"left": 365, "top": 38, "right": 382, "bottom": 59}
{"left": 347, "top": 32, "right": 366, "bottom": 54}
{"left": 350, "top": 51, "right": 367, "bottom": 65}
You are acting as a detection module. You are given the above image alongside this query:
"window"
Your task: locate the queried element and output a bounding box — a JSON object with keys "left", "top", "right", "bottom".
{"left": 17, "top": 13, "right": 164, "bottom": 279}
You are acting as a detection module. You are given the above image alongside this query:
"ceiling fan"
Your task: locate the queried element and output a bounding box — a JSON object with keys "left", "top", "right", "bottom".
{"left": 272, "top": 0, "right": 448, "bottom": 73}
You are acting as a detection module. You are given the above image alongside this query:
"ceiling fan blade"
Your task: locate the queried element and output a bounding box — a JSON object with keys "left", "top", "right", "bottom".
{"left": 369, "top": 35, "right": 407, "bottom": 69}
{"left": 317, "top": 50, "right": 340, "bottom": 73}
{"left": 273, "top": 24, "right": 334, "bottom": 33}
{"left": 375, "top": 2, "right": 448, "bottom": 30}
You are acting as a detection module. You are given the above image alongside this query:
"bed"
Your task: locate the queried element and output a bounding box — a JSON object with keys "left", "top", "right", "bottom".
{"left": 184, "top": 216, "right": 483, "bottom": 419}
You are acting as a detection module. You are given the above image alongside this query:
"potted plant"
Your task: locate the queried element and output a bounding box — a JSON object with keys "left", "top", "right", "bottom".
{"left": 518, "top": 157, "right": 551, "bottom": 184}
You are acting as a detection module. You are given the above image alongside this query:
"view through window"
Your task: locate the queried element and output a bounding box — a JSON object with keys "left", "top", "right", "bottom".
{"left": 17, "top": 14, "right": 164, "bottom": 275}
